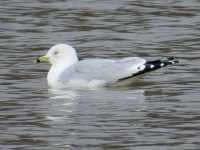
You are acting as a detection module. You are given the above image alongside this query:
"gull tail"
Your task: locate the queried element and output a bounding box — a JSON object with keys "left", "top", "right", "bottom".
{"left": 109, "top": 57, "right": 180, "bottom": 87}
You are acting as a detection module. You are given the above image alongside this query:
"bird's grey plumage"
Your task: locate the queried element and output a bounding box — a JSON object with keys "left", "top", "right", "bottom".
{"left": 58, "top": 57, "right": 146, "bottom": 86}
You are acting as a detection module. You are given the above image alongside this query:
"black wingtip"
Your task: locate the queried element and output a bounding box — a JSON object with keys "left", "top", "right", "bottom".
{"left": 116, "top": 57, "right": 180, "bottom": 83}
{"left": 167, "top": 57, "right": 175, "bottom": 60}
{"left": 146, "top": 57, "right": 180, "bottom": 68}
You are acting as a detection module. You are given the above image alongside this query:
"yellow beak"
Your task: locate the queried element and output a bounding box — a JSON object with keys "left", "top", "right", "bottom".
{"left": 34, "top": 56, "right": 49, "bottom": 64}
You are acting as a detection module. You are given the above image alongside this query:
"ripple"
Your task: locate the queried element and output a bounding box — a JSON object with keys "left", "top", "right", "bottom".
{"left": 0, "top": 0, "right": 200, "bottom": 149}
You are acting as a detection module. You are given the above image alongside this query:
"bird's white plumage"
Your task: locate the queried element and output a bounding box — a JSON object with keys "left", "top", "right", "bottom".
{"left": 40, "top": 44, "right": 146, "bottom": 89}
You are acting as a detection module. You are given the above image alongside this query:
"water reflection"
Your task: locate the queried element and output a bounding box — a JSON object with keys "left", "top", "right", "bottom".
{"left": 45, "top": 88, "right": 146, "bottom": 122}
{"left": 41, "top": 88, "right": 147, "bottom": 148}
{"left": 48, "top": 89, "right": 79, "bottom": 100}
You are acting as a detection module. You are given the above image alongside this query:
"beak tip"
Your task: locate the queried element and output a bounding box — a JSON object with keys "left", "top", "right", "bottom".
{"left": 34, "top": 56, "right": 49, "bottom": 64}
{"left": 34, "top": 58, "right": 40, "bottom": 64}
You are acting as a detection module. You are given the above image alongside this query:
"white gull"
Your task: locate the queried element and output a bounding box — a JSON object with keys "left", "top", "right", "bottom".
{"left": 34, "top": 44, "right": 180, "bottom": 89}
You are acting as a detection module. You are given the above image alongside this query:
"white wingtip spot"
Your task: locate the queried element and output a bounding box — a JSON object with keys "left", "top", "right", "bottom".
{"left": 160, "top": 63, "right": 164, "bottom": 67}
{"left": 150, "top": 65, "right": 154, "bottom": 68}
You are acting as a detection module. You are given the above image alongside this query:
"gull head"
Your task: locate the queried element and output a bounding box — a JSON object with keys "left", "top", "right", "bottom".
{"left": 34, "top": 44, "right": 78, "bottom": 66}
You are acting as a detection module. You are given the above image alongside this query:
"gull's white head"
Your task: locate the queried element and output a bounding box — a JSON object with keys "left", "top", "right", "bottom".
{"left": 35, "top": 44, "right": 78, "bottom": 66}
{"left": 34, "top": 44, "right": 79, "bottom": 88}
{"left": 45, "top": 44, "right": 78, "bottom": 65}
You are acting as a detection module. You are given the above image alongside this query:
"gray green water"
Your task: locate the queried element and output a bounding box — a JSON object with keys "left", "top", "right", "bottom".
{"left": 0, "top": 0, "right": 200, "bottom": 149}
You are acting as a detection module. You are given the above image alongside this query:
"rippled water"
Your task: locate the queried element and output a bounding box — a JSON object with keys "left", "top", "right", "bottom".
{"left": 0, "top": 0, "right": 200, "bottom": 149}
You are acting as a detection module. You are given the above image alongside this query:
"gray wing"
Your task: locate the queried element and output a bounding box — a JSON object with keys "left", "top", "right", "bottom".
{"left": 58, "top": 57, "right": 146, "bottom": 85}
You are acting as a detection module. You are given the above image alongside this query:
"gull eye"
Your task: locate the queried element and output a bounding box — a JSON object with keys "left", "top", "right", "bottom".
{"left": 54, "top": 51, "right": 59, "bottom": 55}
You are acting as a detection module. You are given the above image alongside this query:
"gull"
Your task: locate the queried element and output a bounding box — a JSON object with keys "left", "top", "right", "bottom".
{"left": 34, "top": 44, "right": 180, "bottom": 89}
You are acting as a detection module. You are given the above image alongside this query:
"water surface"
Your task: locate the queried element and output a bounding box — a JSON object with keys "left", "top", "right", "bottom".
{"left": 0, "top": 0, "right": 200, "bottom": 149}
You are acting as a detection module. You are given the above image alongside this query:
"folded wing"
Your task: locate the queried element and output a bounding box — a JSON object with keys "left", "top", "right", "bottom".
{"left": 59, "top": 57, "right": 146, "bottom": 86}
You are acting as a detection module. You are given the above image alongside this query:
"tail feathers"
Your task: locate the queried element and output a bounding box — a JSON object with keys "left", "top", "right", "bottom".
{"left": 117, "top": 57, "right": 180, "bottom": 82}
